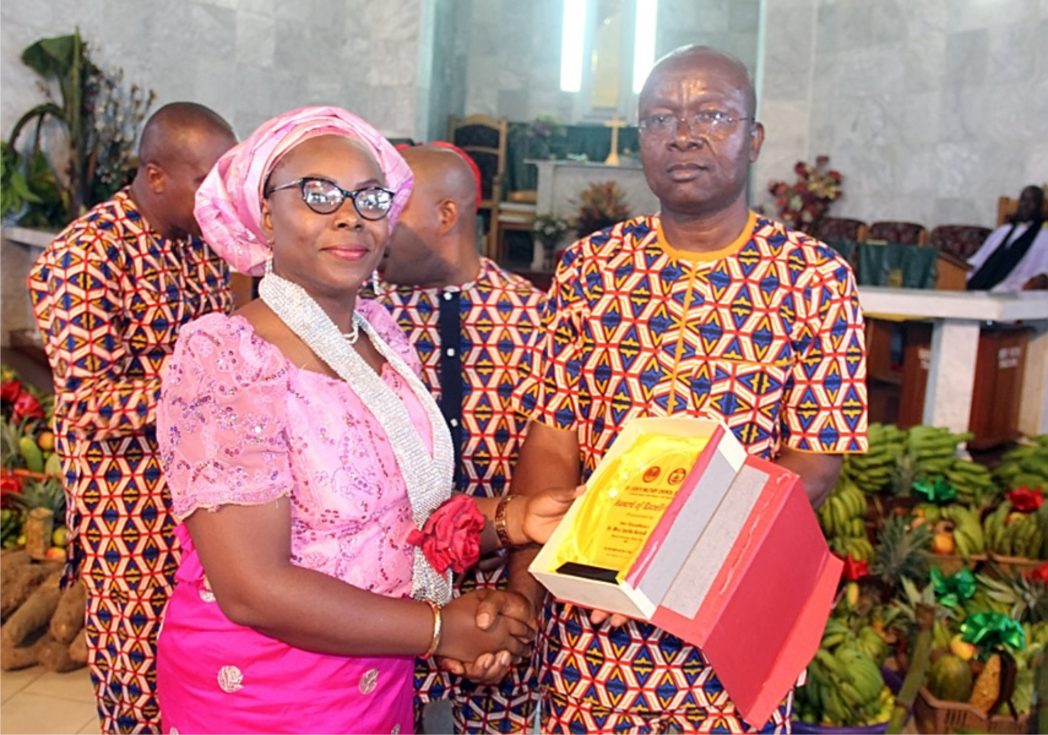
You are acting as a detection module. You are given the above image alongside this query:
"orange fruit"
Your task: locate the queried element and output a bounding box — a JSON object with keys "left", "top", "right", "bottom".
{"left": 37, "top": 431, "right": 55, "bottom": 452}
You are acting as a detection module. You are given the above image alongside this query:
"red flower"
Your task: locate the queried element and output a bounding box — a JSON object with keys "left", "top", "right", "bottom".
{"left": 406, "top": 494, "right": 486, "bottom": 575}
{"left": 12, "top": 392, "right": 43, "bottom": 421}
{"left": 1007, "top": 487, "right": 1044, "bottom": 512}
{"left": 842, "top": 555, "right": 869, "bottom": 581}
{"left": 0, "top": 380, "right": 22, "bottom": 404}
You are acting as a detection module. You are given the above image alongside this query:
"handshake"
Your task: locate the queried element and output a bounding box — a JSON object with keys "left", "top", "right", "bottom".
{"left": 433, "top": 588, "right": 539, "bottom": 685}
{"left": 415, "top": 483, "right": 588, "bottom": 684}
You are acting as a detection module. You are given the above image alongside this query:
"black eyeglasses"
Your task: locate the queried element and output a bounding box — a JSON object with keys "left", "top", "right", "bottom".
{"left": 638, "top": 111, "right": 755, "bottom": 140}
{"left": 266, "top": 177, "right": 396, "bottom": 220}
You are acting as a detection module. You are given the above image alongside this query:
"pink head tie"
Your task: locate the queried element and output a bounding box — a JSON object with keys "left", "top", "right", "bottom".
{"left": 195, "top": 105, "right": 413, "bottom": 276}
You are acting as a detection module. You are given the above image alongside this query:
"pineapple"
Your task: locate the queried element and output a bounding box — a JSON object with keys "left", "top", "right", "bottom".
{"left": 977, "top": 568, "right": 1048, "bottom": 624}
{"left": 0, "top": 418, "right": 25, "bottom": 470}
{"left": 872, "top": 515, "right": 932, "bottom": 591}
{"left": 10, "top": 477, "right": 66, "bottom": 518}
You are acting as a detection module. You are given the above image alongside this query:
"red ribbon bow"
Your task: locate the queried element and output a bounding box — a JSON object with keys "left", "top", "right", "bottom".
{"left": 12, "top": 392, "right": 43, "bottom": 421}
{"left": 1026, "top": 562, "right": 1048, "bottom": 585}
{"left": 1007, "top": 487, "right": 1044, "bottom": 513}
{"left": 0, "top": 379, "right": 22, "bottom": 404}
{"left": 842, "top": 555, "right": 869, "bottom": 581}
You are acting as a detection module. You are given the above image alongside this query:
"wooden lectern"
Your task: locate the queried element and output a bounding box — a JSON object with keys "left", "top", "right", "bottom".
{"left": 934, "top": 250, "right": 972, "bottom": 291}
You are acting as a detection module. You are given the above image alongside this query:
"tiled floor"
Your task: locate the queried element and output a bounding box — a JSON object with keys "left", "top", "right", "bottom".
{"left": 1, "top": 666, "right": 98, "bottom": 734}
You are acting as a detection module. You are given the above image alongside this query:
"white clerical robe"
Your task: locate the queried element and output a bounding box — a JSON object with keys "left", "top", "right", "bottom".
{"left": 966, "top": 221, "right": 1048, "bottom": 291}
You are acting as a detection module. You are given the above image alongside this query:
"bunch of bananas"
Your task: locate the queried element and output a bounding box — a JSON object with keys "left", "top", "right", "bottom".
{"left": 983, "top": 501, "right": 1048, "bottom": 559}
{"left": 819, "top": 477, "right": 873, "bottom": 560}
{"left": 937, "top": 505, "right": 986, "bottom": 559}
{"left": 795, "top": 642, "right": 893, "bottom": 727}
{"left": 892, "top": 425, "right": 996, "bottom": 506}
{"left": 843, "top": 423, "right": 906, "bottom": 494}
{"left": 938, "top": 460, "right": 998, "bottom": 507}
{"left": 821, "top": 619, "right": 889, "bottom": 666}
{"left": 994, "top": 436, "right": 1048, "bottom": 491}
{"left": 906, "top": 425, "right": 969, "bottom": 466}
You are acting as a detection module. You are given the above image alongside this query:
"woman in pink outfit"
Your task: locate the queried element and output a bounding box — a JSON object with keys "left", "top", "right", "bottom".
{"left": 155, "top": 107, "right": 576, "bottom": 734}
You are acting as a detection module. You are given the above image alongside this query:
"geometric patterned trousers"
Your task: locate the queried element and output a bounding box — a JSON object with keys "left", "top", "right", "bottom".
{"left": 66, "top": 437, "right": 179, "bottom": 734}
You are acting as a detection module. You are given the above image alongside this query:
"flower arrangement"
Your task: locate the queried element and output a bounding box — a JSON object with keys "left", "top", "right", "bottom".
{"left": 533, "top": 213, "right": 569, "bottom": 244}
{"left": 768, "top": 155, "right": 843, "bottom": 233}
{"left": 523, "top": 115, "right": 568, "bottom": 161}
{"left": 533, "top": 213, "right": 570, "bottom": 270}
{"left": 574, "top": 180, "right": 630, "bottom": 238}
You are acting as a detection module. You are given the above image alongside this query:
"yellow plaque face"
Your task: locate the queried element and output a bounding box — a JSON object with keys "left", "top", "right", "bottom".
{"left": 554, "top": 434, "right": 709, "bottom": 581}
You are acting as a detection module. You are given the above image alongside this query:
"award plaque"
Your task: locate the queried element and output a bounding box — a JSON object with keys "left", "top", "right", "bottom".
{"left": 530, "top": 416, "right": 842, "bottom": 726}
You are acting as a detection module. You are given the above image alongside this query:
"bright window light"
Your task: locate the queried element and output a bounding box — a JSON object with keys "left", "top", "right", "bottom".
{"left": 632, "top": 0, "right": 658, "bottom": 93}
{"left": 560, "top": 0, "right": 587, "bottom": 92}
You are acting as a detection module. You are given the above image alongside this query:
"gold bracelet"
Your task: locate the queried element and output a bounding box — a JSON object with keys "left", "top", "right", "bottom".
{"left": 495, "top": 494, "right": 515, "bottom": 548}
{"left": 420, "top": 599, "right": 443, "bottom": 659}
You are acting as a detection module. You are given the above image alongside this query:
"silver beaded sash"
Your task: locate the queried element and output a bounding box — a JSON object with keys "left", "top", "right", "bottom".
{"left": 259, "top": 272, "right": 454, "bottom": 603}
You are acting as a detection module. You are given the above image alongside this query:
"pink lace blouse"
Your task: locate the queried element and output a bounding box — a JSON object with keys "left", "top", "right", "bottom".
{"left": 157, "top": 300, "right": 433, "bottom": 597}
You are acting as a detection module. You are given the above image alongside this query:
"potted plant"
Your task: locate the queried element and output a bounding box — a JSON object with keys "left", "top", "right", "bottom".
{"left": 2, "top": 29, "right": 154, "bottom": 228}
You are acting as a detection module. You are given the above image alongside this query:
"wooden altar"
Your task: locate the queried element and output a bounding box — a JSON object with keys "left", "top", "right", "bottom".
{"left": 529, "top": 159, "right": 660, "bottom": 220}
{"left": 858, "top": 287, "right": 1048, "bottom": 438}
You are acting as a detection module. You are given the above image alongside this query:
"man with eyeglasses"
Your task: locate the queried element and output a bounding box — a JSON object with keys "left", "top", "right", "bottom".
{"left": 508, "top": 45, "right": 867, "bottom": 732}
{"left": 371, "top": 144, "right": 545, "bottom": 734}
{"left": 27, "top": 102, "right": 236, "bottom": 733}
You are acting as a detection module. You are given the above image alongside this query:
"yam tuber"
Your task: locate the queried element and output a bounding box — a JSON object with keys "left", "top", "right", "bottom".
{"left": 38, "top": 634, "right": 81, "bottom": 672}
{"left": 1, "top": 549, "right": 29, "bottom": 575}
{"left": 68, "top": 628, "right": 87, "bottom": 665}
{"left": 49, "top": 580, "right": 86, "bottom": 644}
{"left": 1, "top": 557, "right": 57, "bottom": 618}
{"left": 0, "top": 629, "right": 48, "bottom": 671}
{"left": 1, "top": 571, "right": 62, "bottom": 647}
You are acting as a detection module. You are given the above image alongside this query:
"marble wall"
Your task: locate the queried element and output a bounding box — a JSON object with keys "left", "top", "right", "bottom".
{"left": 0, "top": 0, "right": 440, "bottom": 345}
{"left": 3, "top": 1, "right": 1043, "bottom": 238}
{"left": 754, "top": 0, "right": 1048, "bottom": 230}
{"left": 0, "top": 0, "right": 432, "bottom": 142}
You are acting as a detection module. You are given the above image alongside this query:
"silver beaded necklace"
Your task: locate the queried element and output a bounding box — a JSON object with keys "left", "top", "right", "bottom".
{"left": 258, "top": 271, "right": 454, "bottom": 603}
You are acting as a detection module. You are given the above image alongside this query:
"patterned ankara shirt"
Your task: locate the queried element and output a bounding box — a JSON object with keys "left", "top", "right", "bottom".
{"left": 377, "top": 257, "right": 544, "bottom": 500}
{"left": 375, "top": 257, "right": 545, "bottom": 732}
{"left": 513, "top": 212, "right": 867, "bottom": 733}
{"left": 26, "top": 189, "right": 231, "bottom": 732}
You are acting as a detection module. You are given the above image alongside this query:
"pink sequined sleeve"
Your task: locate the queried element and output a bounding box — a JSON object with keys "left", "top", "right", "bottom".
{"left": 158, "top": 313, "right": 293, "bottom": 521}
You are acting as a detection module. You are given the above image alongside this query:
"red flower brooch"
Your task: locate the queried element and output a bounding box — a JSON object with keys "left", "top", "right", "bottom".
{"left": 407, "top": 494, "right": 485, "bottom": 575}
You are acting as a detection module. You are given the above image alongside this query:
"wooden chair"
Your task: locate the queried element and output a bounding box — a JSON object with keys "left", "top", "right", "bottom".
{"left": 998, "top": 185, "right": 1048, "bottom": 225}
{"left": 811, "top": 217, "right": 868, "bottom": 243}
{"left": 929, "top": 225, "right": 992, "bottom": 261}
{"left": 868, "top": 221, "right": 928, "bottom": 246}
{"left": 494, "top": 190, "right": 537, "bottom": 264}
{"left": 448, "top": 114, "right": 508, "bottom": 260}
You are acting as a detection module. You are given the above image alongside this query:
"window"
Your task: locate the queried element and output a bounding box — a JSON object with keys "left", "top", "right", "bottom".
{"left": 560, "top": 0, "right": 659, "bottom": 122}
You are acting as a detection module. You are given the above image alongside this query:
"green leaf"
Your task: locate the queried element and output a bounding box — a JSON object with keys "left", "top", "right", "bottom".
{"left": 10, "top": 171, "right": 43, "bottom": 203}
{"left": 20, "top": 33, "right": 77, "bottom": 78}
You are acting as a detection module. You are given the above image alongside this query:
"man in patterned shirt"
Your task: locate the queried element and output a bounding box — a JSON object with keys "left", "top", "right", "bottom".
{"left": 374, "top": 144, "right": 545, "bottom": 733}
{"left": 510, "top": 46, "right": 868, "bottom": 733}
{"left": 27, "top": 102, "right": 236, "bottom": 733}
